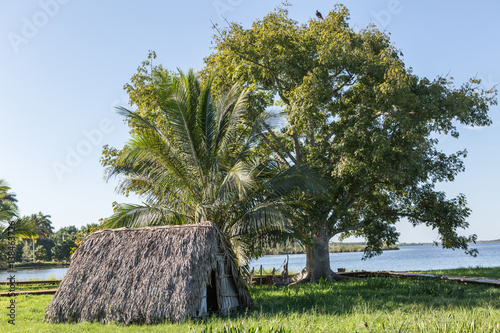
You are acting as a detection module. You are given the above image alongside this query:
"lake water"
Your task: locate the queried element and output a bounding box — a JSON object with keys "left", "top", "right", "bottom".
{"left": 0, "top": 267, "right": 68, "bottom": 282}
{"left": 1, "top": 242, "right": 499, "bottom": 281}
{"left": 250, "top": 242, "right": 500, "bottom": 272}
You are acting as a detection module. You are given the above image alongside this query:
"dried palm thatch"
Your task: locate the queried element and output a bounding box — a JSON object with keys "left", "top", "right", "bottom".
{"left": 44, "top": 222, "right": 252, "bottom": 324}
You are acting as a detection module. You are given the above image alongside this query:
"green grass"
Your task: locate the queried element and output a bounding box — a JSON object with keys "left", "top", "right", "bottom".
{"left": 27, "top": 275, "right": 58, "bottom": 281}
{"left": 419, "top": 266, "right": 500, "bottom": 279}
{"left": 6, "top": 261, "right": 69, "bottom": 268}
{"left": 1, "top": 272, "right": 500, "bottom": 332}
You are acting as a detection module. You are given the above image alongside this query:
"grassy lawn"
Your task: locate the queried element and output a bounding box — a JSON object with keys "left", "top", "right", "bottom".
{"left": 1, "top": 272, "right": 499, "bottom": 332}
{"left": 420, "top": 267, "right": 500, "bottom": 279}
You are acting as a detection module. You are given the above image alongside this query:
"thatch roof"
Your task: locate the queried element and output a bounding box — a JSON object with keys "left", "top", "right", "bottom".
{"left": 44, "top": 222, "right": 252, "bottom": 324}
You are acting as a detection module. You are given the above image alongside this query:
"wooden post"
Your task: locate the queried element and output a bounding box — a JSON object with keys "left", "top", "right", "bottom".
{"left": 260, "top": 265, "right": 263, "bottom": 286}
{"left": 282, "top": 255, "right": 289, "bottom": 285}
{"left": 285, "top": 255, "right": 289, "bottom": 282}
{"left": 248, "top": 267, "right": 254, "bottom": 284}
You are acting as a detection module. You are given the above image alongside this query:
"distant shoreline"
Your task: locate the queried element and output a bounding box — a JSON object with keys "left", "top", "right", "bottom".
{"left": 0, "top": 262, "right": 69, "bottom": 271}
{"left": 261, "top": 244, "right": 399, "bottom": 256}
{"left": 261, "top": 240, "right": 500, "bottom": 256}
{"left": 397, "top": 239, "right": 500, "bottom": 246}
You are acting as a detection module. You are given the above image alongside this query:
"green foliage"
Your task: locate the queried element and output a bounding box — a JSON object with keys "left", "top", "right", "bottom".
{"left": 0, "top": 181, "right": 56, "bottom": 264}
{"left": 70, "top": 223, "right": 100, "bottom": 256}
{"left": 11, "top": 215, "right": 41, "bottom": 239}
{"left": 74, "top": 223, "right": 99, "bottom": 247}
{"left": 101, "top": 67, "right": 324, "bottom": 263}
{"left": 51, "top": 239, "right": 76, "bottom": 262}
{"left": 1, "top": 183, "right": 53, "bottom": 242}
{"left": 35, "top": 245, "right": 48, "bottom": 261}
{"left": 204, "top": 4, "right": 498, "bottom": 266}
{"left": 36, "top": 237, "right": 55, "bottom": 261}
{"left": 50, "top": 226, "right": 79, "bottom": 261}
{"left": 15, "top": 240, "right": 23, "bottom": 261}
{"left": 31, "top": 212, "right": 54, "bottom": 237}
{"left": 12, "top": 261, "right": 66, "bottom": 268}
{"left": 261, "top": 242, "right": 397, "bottom": 255}
{"left": 123, "top": 50, "right": 176, "bottom": 131}
{"left": 0, "top": 179, "right": 18, "bottom": 224}
{"left": 21, "top": 240, "right": 32, "bottom": 262}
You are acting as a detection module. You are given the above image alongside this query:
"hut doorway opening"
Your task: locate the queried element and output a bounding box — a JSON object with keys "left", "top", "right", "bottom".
{"left": 207, "top": 269, "right": 218, "bottom": 313}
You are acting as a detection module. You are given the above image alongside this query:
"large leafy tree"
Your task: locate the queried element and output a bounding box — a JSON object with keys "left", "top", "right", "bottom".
{"left": 101, "top": 69, "right": 322, "bottom": 264}
{"left": 204, "top": 5, "right": 497, "bottom": 282}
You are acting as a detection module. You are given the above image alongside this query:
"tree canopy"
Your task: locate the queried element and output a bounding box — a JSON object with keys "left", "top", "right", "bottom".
{"left": 100, "top": 69, "right": 323, "bottom": 264}
{"left": 204, "top": 4, "right": 497, "bottom": 281}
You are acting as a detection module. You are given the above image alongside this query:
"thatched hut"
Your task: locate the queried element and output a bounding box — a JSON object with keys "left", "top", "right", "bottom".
{"left": 45, "top": 222, "right": 252, "bottom": 324}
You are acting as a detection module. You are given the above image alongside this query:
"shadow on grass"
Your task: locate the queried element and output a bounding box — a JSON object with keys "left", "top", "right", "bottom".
{"left": 246, "top": 277, "right": 500, "bottom": 317}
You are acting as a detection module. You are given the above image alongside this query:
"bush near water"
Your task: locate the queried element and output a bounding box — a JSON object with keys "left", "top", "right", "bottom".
{"left": 261, "top": 243, "right": 398, "bottom": 255}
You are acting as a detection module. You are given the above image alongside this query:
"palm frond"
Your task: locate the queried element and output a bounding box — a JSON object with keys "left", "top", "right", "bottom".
{"left": 104, "top": 69, "right": 325, "bottom": 264}
{"left": 102, "top": 203, "right": 190, "bottom": 229}
{"left": 6, "top": 216, "right": 41, "bottom": 239}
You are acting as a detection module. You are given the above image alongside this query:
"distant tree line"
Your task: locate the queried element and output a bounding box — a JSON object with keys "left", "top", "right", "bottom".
{"left": 0, "top": 179, "right": 98, "bottom": 264}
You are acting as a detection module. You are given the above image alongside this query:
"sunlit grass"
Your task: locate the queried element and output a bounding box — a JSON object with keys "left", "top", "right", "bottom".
{"left": 420, "top": 266, "right": 500, "bottom": 279}
{"left": 1, "top": 271, "right": 499, "bottom": 332}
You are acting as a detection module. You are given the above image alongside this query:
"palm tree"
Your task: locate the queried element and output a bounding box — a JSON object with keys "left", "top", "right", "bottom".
{"left": 12, "top": 215, "right": 42, "bottom": 262}
{"left": 0, "top": 179, "right": 18, "bottom": 224}
{"left": 102, "top": 69, "right": 322, "bottom": 264}
{"left": 32, "top": 212, "right": 53, "bottom": 237}
{"left": 0, "top": 181, "right": 42, "bottom": 239}
{"left": 0, "top": 181, "right": 45, "bottom": 262}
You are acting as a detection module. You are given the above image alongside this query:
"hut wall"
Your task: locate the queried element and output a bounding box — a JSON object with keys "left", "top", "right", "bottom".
{"left": 198, "top": 287, "right": 207, "bottom": 317}
{"left": 215, "top": 254, "right": 239, "bottom": 315}
{"left": 44, "top": 222, "right": 252, "bottom": 324}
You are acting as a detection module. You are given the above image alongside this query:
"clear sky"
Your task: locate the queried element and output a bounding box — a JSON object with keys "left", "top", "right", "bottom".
{"left": 1, "top": 0, "right": 498, "bottom": 243}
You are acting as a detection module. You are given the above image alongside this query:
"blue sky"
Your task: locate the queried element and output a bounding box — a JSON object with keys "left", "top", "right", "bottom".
{"left": 0, "top": 0, "right": 498, "bottom": 243}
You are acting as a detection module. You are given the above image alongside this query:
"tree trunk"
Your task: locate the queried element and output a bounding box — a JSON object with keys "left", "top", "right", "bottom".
{"left": 291, "top": 225, "right": 347, "bottom": 283}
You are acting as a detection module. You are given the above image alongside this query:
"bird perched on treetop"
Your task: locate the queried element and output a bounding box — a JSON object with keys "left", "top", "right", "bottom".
{"left": 316, "top": 10, "right": 323, "bottom": 20}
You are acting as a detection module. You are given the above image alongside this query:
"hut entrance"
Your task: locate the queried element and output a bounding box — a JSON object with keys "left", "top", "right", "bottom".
{"left": 207, "top": 269, "right": 218, "bottom": 312}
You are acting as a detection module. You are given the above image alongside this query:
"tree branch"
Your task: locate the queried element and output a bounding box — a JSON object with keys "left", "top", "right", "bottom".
{"left": 345, "top": 183, "right": 372, "bottom": 209}
{"left": 276, "top": 87, "right": 291, "bottom": 106}
{"left": 292, "top": 132, "right": 302, "bottom": 163}
{"left": 331, "top": 214, "right": 384, "bottom": 235}
{"left": 263, "top": 123, "right": 297, "bottom": 164}
{"left": 259, "top": 133, "right": 290, "bottom": 166}
{"left": 309, "top": 127, "right": 316, "bottom": 147}
{"left": 331, "top": 73, "right": 356, "bottom": 96}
